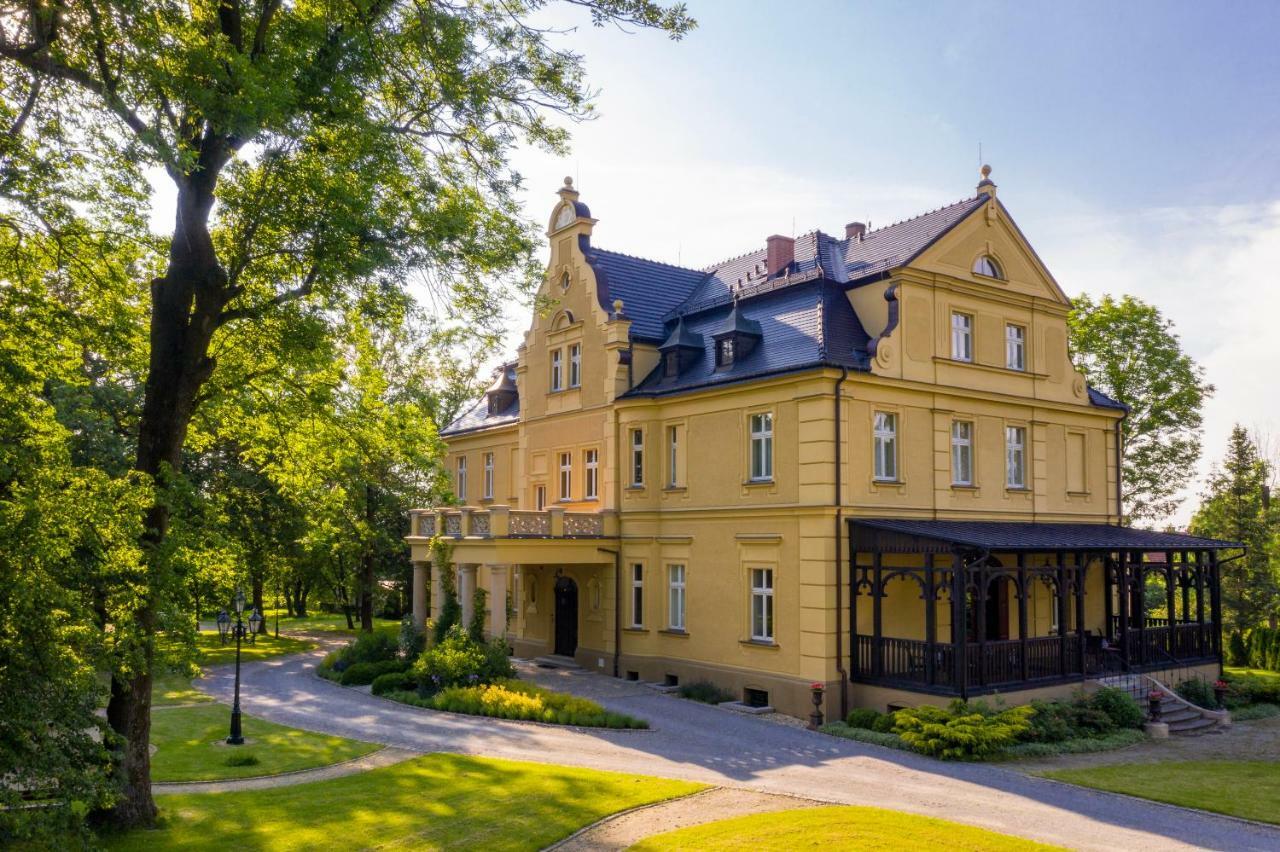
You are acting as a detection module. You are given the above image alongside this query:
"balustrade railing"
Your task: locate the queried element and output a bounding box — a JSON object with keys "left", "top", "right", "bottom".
{"left": 409, "top": 506, "right": 612, "bottom": 539}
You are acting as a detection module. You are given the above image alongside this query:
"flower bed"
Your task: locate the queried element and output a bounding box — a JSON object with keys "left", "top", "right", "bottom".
{"left": 386, "top": 679, "right": 648, "bottom": 729}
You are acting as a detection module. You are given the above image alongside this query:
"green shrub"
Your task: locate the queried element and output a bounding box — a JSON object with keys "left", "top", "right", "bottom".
{"left": 845, "top": 708, "right": 882, "bottom": 730}
{"left": 892, "top": 703, "right": 1034, "bottom": 760}
{"left": 372, "top": 669, "right": 417, "bottom": 696}
{"left": 871, "top": 711, "right": 897, "bottom": 733}
{"left": 1222, "top": 670, "right": 1280, "bottom": 708}
{"left": 679, "top": 680, "right": 734, "bottom": 704}
{"left": 1175, "top": 678, "right": 1217, "bottom": 709}
{"left": 223, "top": 752, "right": 261, "bottom": 767}
{"left": 1024, "top": 700, "right": 1077, "bottom": 743}
{"left": 388, "top": 679, "right": 648, "bottom": 728}
{"left": 348, "top": 632, "right": 400, "bottom": 664}
{"left": 399, "top": 615, "right": 426, "bottom": 659}
{"left": 1000, "top": 728, "right": 1146, "bottom": 759}
{"left": 340, "top": 658, "right": 409, "bottom": 686}
{"left": 1231, "top": 702, "right": 1280, "bottom": 721}
{"left": 1228, "top": 631, "right": 1249, "bottom": 666}
{"left": 410, "top": 624, "right": 513, "bottom": 695}
{"left": 1088, "top": 686, "right": 1145, "bottom": 729}
{"left": 819, "top": 722, "right": 909, "bottom": 750}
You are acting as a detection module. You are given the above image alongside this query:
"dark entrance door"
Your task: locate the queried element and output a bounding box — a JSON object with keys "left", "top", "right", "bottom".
{"left": 554, "top": 576, "right": 578, "bottom": 658}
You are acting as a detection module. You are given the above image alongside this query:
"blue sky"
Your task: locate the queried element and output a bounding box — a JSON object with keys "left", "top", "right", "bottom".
{"left": 501, "top": 0, "right": 1280, "bottom": 524}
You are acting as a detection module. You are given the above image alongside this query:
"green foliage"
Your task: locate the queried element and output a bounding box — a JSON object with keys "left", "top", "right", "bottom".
{"left": 390, "top": 680, "right": 647, "bottom": 729}
{"left": 844, "top": 708, "right": 883, "bottom": 730}
{"left": 1233, "top": 625, "right": 1280, "bottom": 671}
{"left": 399, "top": 615, "right": 427, "bottom": 660}
{"left": 468, "top": 586, "right": 489, "bottom": 643}
{"left": 871, "top": 712, "right": 899, "bottom": 733}
{"left": 1176, "top": 678, "right": 1218, "bottom": 709}
{"left": 223, "top": 753, "right": 261, "bottom": 768}
{"left": 1000, "top": 729, "right": 1148, "bottom": 759}
{"left": 1222, "top": 668, "right": 1280, "bottom": 708}
{"left": 330, "top": 633, "right": 401, "bottom": 672}
{"left": 1229, "top": 631, "right": 1250, "bottom": 666}
{"left": 410, "top": 624, "right": 513, "bottom": 695}
{"left": 1069, "top": 293, "right": 1212, "bottom": 523}
{"left": 818, "top": 722, "right": 910, "bottom": 751}
{"left": 1231, "top": 703, "right": 1280, "bottom": 721}
{"left": 1088, "top": 687, "right": 1146, "bottom": 730}
{"left": 1189, "top": 427, "right": 1279, "bottom": 631}
{"left": 892, "top": 704, "right": 1035, "bottom": 760}
{"left": 432, "top": 544, "right": 463, "bottom": 645}
{"left": 340, "top": 659, "right": 410, "bottom": 686}
{"left": 372, "top": 670, "right": 418, "bottom": 697}
{"left": 679, "top": 680, "right": 735, "bottom": 704}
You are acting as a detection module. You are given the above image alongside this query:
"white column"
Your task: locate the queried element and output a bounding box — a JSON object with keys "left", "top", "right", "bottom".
{"left": 489, "top": 565, "right": 509, "bottom": 639}
{"left": 429, "top": 556, "right": 444, "bottom": 620}
{"left": 412, "top": 561, "right": 428, "bottom": 630}
{"left": 459, "top": 564, "right": 477, "bottom": 627}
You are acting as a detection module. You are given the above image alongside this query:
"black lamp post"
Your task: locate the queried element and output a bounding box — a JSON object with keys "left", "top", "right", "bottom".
{"left": 248, "top": 608, "right": 263, "bottom": 645}
{"left": 228, "top": 588, "right": 248, "bottom": 745}
{"left": 216, "top": 609, "right": 231, "bottom": 645}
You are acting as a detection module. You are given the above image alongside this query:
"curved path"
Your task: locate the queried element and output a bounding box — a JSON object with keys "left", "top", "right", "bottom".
{"left": 152, "top": 746, "right": 420, "bottom": 795}
{"left": 199, "top": 643, "right": 1280, "bottom": 851}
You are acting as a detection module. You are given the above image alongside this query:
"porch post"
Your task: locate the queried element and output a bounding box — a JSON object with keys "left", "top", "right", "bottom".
{"left": 1209, "top": 551, "right": 1223, "bottom": 659}
{"left": 849, "top": 545, "right": 859, "bottom": 681}
{"left": 1017, "top": 553, "right": 1029, "bottom": 682}
{"left": 1075, "top": 552, "right": 1087, "bottom": 676}
{"left": 1104, "top": 556, "right": 1114, "bottom": 642}
{"left": 975, "top": 558, "right": 987, "bottom": 687}
{"left": 924, "top": 553, "right": 936, "bottom": 686}
{"left": 1057, "top": 551, "right": 1068, "bottom": 677}
{"left": 872, "top": 551, "right": 884, "bottom": 679}
{"left": 1134, "top": 551, "right": 1147, "bottom": 666}
{"left": 1117, "top": 552, "right": 1130, "bottom": 669}
{"left": 1165, "top": 550, "right": 1176, "bottom": 656}
{"left": 412, "top": 561, "right": 428, "bottom": 631}
{"left": 1180, "top": 551, "right": 1191, "bottom": 625}
{"left": 459, "top": 564, "right": 477, "bottom": 628}
{"left": 429, "top": 554, "right": 444, "bottom": 620}
{"left": 952, "top": 552, "right": 967, "bottom": 699}
{"left": 488, "top": 565, "right": 509, "bottom": 640}
{"left": 1195, "top": 551, "right": 1207, "bottom": 656}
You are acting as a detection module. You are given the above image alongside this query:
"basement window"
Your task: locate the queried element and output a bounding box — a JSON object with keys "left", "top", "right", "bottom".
{"left": 743, "top": 687, "right": 770, "bottom": 708}
{"left": 664, "top": 673, "right": 680, "bottom": 687}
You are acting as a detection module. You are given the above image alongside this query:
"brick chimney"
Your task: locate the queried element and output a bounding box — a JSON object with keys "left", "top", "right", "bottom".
{"left": 844, "top": 221, "right": 866, "bottom": 241}
{"left": 766, "top": 235, "right": 795, "bottom": 278}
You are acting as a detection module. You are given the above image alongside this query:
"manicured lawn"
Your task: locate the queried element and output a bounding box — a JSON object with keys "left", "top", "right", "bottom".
{"left": 150, "top": 703, "right": 379, "bottom": 782}
{"left": 194, "top": 630, "right": 314, "bottom": 666}
{"left": 1042, "top": 761, "right": 1280, "bottom": 824}
{"left": 261, "top": 609, "right": 400, "bottom": 636}
{"left": 106, "top": 754, "right": 703, "bottom": 850}
{"left": 630, "top": 806, "right": 1061, "bottom": 851}
{"left": 152, "top": 669, "right": 214, "bottom": 706}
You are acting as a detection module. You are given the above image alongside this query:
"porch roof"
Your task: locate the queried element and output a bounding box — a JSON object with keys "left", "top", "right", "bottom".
{"left": 849, "top": 519, "right": 1240, "bottom": 553}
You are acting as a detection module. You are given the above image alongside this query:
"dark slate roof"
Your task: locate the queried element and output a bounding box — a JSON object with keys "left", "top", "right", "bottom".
{"left": 850, "top": 519, "right": 1240, "bottom": 551}
{"left": 580, "top": 243, "right": 708, "bottom": 343}
{"left": 1087, "top": 387, "right": 1129, "bottom": 412}
{"left": 627, "top": 281, "right": 871, "bottom": 397}
{"left": 441, "top": 363, "right": 520, "bottom": 437}
{"left": 659, "top": 316, "right": 704, "bottom": 351}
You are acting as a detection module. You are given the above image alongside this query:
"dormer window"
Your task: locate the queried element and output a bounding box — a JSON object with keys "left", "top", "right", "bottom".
{"left": 657, "top": 316, "right": 703, "bottom": 379}
{"left": 716, "top": 338, "right": 735, "bottom": 367}
{"left": 973, "top": 255, "right": 1003, "bottom": 279}
{"left": 664, "top": 352, "right": 679, "bottom": 378}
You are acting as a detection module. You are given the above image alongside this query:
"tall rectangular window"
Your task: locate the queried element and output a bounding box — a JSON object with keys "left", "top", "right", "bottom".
{"left": 482, "top": 452, "right": 494, "bottom": 499}
{"left": 550, "top": 349, "right": 563, "bottom": 391}
{"left": 873, "top": 412, "right": 898, "bottom": 481}
{"left": 951, "top": 312, "right": 973, "bottom": 362}
{"left": 668, "top": 564, "right": 686, "bottom": 631}
{"left": 558, "top": 451, "right": 572, "bottom": 501}
{"left": 456, "top": 456, "right": 467, "bottom": 501}
{"left": 584, "top": 449, "right": 598, "bottom": 499}
{"left": 535, "top": 484, "right": 546, "bottom": 511}
{"left": 1006, "top": 324, "right": 1026, "bottom": 371}
{"left": 630, "top": 564, "right": 644, "bottom": 628}
{"left": 1006, "top": 425, "right": 1027, "bottom": 489}
{"left": 750, "top": 412, "right": 773, "bottom": 481}
{"left": 750, "top": 567, "right": 774, "bottom": 642}
{"left": 630, "top": 428, "right": 645, "bottom": 486}
{"left": 569, "top": 343, "right": 581, "bottom": 388}
{"left": 951, "top": 421, "right": 973, "bottom": 486}
{"left": 667, "top": 425, "right": 679, "bottom": 487}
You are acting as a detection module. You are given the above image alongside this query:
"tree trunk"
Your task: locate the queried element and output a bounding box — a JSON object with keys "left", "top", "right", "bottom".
{"left": 298, "top": 582, "right": 309, "bottom": 618}
{"left": 252, "top": 574, "right": 267, "bottom": 634}
{"left": 361, "top": 483, "right": 376, "bottom": 632}
{"left": 104, "top": 174, "right": 229, "bottom": 828}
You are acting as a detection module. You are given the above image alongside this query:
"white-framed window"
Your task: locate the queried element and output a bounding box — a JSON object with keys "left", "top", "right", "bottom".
{"left": 667, "top": 425, "right": 679, "bottom": 487}
{"left": 630, "top": 428, "right": 644, "bottom": 486}
{"left": 630, "top": 564, "right": 644, "bottom": 628}
{"left": 569, "top": 343, "right": 581, "bottom": 388}
{"left": 456, "top": 456, "right": 467, "bottom": 501}
{"left": 1006, "top": 425, "right": 1027, "bottom": 489}
{"left": 550, "top": 349, "right": 563, "bottom": 391}
{"left": 584, "top": 448, "right": 598, "bottom": 500}
{"left": 973, "top": 255, "right": 1003, "bottom": 279}
{"left": 873, "top": 411, "right": 898, "bottom": 482}
{"left": 951, "top": 421, "right": 973, "bottom": 486}
{"left": 951, "top": 312, "right": 973, "bottom": 362}
{"left": 668, "top": 564, "right": 686, "bottom": 631}
{"left": 535, "top": 484, "right": 546, "bottom": 511}
{"left": 558, "top": 451, "right": 572, "bottom": 501}
{"left": 749, "top": 412, "right": 773, "bottom": 481}
{"left": 750, "top": 567, "right": 774, "bottom": 642}
{"left": 1006, "top": 324, "right": 1026, "bottom": 371}
{"left": 482, "top": 452, "right": 494, "bottom": 499}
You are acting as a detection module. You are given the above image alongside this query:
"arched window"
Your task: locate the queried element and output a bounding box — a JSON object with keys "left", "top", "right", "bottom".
{"left": 973, "top": 255, "right": 1003, "bottom": 279}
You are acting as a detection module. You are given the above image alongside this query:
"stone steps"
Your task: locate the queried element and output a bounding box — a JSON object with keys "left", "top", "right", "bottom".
{"left": 1093, "top": 673, "right": 1230, "bottom": 736}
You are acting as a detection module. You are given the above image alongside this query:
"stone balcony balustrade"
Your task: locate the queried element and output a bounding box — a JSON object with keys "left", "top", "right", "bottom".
{"left": 409, "top": 505, "right": 618, "bottom": 540}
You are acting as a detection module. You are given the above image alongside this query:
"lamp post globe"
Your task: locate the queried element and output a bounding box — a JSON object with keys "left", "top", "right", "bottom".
{"left": 248, "top": 608, "right": 263, "bottom": 645}
{"left": 234, "top": 587, "right": 246, "bottom": 615}
{"left": 216, "top": 609, "right": 231, "bottom": 645}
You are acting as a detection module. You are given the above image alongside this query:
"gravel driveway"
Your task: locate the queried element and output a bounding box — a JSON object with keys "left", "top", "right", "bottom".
{"left": 197, "top": 641, "right": 1280, "bottom": 852}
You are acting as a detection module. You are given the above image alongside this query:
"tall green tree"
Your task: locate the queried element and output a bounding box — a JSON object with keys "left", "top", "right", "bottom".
{"left": 1190, "top": 425, "right": 1279, "bottom": 631}
{"left": 1069, "top": 294, "right": 1213, "bottom": 524}
{"left": 1, "top": 0, "right": 694, "bottom": 827}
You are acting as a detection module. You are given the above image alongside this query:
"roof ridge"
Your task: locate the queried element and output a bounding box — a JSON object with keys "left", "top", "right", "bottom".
{"left": 589, "top": 245, "right": 705, "bottom": 275}
{"left": 700, "top": 228, "right": 824, "bottom": 272}
{"left": 858, "top": 195, "right": 982, "bottom": 238}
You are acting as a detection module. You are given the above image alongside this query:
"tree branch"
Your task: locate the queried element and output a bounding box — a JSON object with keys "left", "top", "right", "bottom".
{"left": 216, "top": 266, "right": 318, "bottom": 327}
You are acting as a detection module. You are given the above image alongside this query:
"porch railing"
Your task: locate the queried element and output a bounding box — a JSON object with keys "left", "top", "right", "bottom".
{"left": 409, "top": 505, "right": 617, "bottom": 540}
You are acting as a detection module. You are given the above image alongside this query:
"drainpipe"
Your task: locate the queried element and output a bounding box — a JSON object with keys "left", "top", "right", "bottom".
{"left": 833, "top": 366, "right": 850, "bottom": 719}
{"left": 1114, "top": 410, "right": 1127, "bottom": 526}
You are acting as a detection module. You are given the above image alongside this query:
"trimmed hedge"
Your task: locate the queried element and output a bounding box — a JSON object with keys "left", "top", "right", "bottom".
{"left": 678, "top": 680, "right": 734, "bottom": 705}
{"left": 893, "top": 704, "right": 1035, "bottom": 760}
{"left": 999, "top": 728, "right": 1147, "bottom": 758}
{"left": 410, "top": 624, "right": 513, "bottom": 694}
{"left": 340, "top": 659, "right": 409, "bottom": 686}
{"left": 387, "top": 679, "right": 648, "bottom": 729}
{"left": 1228, "top": 625, "right": 1280, "bottom": 671}
{"left": 372, "top": 669, "right": 417, "bottom": 696}
{"left": 819, "top": 722, "right": 909, "bottom": 751}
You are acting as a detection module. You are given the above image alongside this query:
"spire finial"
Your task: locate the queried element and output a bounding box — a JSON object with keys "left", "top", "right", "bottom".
{"left": 563, "top": 176, "right": 574, "bottom": 188}
{"left": 980, "top": 163, "right": 992, "bottom": 180}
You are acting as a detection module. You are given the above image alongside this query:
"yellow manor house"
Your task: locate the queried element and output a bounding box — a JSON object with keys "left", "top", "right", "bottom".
{"left": 407, "top": 168, "right": 1234, "bottom": 719}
